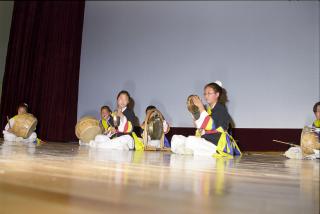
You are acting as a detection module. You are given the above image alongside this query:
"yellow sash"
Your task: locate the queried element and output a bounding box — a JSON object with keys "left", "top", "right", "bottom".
{"left": 101, "top": 119, "right": 109, "bottom": 130}
{"left": 213, "top": 127, "right": 241, "bottom": 159}
{"left": 132, "top": 132, "right": 144, "bottom": 151}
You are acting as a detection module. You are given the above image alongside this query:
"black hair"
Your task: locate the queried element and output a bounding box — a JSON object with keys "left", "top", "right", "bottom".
{"left": 145, "top": 105, "right": 156, "bottom": 114}
{"left": 313, "top": 101, "right": 320, "bottom": 113}
{"left": 204, "top": 82, "right": 228, "bottom": 105}
{"left": 117, "top": 90, "right": 131, "bottom": 102}
{"left": 101, "top": 105, "right": 112, "bottom": 113}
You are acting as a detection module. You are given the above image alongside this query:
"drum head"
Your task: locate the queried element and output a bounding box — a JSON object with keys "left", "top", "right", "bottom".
{"left": 12, "top": 113, "right": 37, "bottom": 138}
{"left": 24, "top": 120, "right": 37, "bottom": 138}
{"left": 80, "top": 126, "right": 102, "bottom": 143}
{"left": 300, "top": 127, "right": 320, "bottom": 155}
{"left": 187, "top": 95, "right": 200, "bottom": 120}
{"left": 75, "top": 116, "right": 102, "bottom": 143}
{"left": 112, "top": 114, "right": 120, "bottom": 127}
{"left": 147, "top": 114, "right": 163, "bottom": 140}
{"left": 143, "top": 109, "right": 165, "bottom": 145}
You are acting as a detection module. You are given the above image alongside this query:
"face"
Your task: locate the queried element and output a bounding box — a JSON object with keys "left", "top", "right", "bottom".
{"left": 18, "top": 107, "right": 27, "bottom": 115}
{"left": 101, "top": 109, "right": 110, "bottom": 119}
{"left": 315, "top": 105, "right": 320, "bottom": 120}
{"left": 117, "top": 94, "right": 129, "bottom": 109}
{"left": 203, "top": 87, "right": 219, "bottom": 106}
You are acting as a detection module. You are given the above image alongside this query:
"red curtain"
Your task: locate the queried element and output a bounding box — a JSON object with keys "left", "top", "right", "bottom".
{"left": 0, "top": 1, "right": 85, "bottom": 142}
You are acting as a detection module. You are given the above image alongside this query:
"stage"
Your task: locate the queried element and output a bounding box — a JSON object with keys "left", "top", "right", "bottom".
{"left": 0, "top": 141, "right": 319, "bottom": 214}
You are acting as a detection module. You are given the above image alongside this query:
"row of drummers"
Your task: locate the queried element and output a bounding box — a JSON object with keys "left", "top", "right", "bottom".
{"left": 75, "top": 82, "right": 242, "bottom": 157}
{"left": 4, "top": 83, "right": 319, "bottom": 158}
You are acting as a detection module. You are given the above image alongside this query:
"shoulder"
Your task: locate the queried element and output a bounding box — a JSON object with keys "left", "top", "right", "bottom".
{"left": 123, "top": 108, "right": 136, "bottom": 120}
{"left": 214, "top": 103, "right": 228, "bottom": 113}
{"left": 124, "top": 108, "right": 135, "bottom": 115}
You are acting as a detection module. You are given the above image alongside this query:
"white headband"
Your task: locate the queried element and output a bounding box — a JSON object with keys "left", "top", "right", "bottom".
{"left": 214, "top": 80, "right": 223, "bottom": 87}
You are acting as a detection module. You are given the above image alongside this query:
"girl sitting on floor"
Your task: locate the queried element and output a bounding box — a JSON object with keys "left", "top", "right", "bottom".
{"left": 3, "top": 103, "right": 37, "bottom": 143}
{"left": 90, "top": 91, "right": 136, "bottom": 150}
{"left": 171, "top": 81, "right": 241, "bottom": 157}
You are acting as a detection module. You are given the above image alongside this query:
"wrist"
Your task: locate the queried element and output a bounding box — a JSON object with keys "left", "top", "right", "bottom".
{"left": 198, "top": 105, "right": 205, "bottom": 112}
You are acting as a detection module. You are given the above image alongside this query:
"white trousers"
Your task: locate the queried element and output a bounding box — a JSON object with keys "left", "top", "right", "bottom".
{"left": 82, "top": 134, "right": 134, "bottom": 150}
{"left": 3, "top": 130, "right": 37, "bottom": 143}
{"left": 171, "top": 135, "right": 217, "bottom": 156}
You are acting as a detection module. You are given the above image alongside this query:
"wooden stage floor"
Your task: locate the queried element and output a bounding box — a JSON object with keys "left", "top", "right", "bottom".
{"left": 0, "top": 141, "right": 319, "bottom": 214}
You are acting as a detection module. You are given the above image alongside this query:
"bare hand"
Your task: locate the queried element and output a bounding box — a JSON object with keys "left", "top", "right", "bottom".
{"left": 109, "top": 127, "right": 116, "bottom": 134}
{"left": 140, "top": 121, "right": 145, "bottom": 129}
{"left": 117, "top": 108, "right": 124, "bottom": 118}
{"left": 192, "top": 96, "right": 205, "bottom": 112}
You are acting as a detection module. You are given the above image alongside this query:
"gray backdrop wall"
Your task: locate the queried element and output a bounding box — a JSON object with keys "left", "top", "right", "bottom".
{"left": 78, "top": 1, "right": 319, "bottom": 128}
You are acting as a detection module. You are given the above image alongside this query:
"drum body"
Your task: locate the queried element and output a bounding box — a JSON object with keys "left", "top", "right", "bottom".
{"left": 300, "top": 126, "right": 320, "bottom": 156}
{"left": 11, "top": 113, "right": 37, "bottom": 138}
{"left": 75, "top": 116, "right": 102, "bottom": 143}
{"left": 143, "top": 109, "right": 165, "bottom": 149}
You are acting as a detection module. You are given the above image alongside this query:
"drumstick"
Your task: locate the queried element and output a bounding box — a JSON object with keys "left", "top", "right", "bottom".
{"left": 272, "top": 139, "right": 299, "bottom": 147}
{"left": 6, "top": 116, "right": 11, "bottom": 129}
{"left": 272, "top": 139, "right": 315, "bottom": 149}
{"left": 273, "top": 140, "right": 319, "bottom": 155}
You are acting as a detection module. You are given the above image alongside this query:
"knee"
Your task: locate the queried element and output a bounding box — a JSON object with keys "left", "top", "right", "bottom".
{"left": 95, "top": 134, "right": 110, "bottom": 143}
{"left": 3, "top": 131, "right": 17, "bottom": 141}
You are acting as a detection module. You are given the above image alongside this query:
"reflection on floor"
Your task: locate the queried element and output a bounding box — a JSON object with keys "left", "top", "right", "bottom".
{"left": 0, "top": 141, "right": 319, "bottom": 214}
